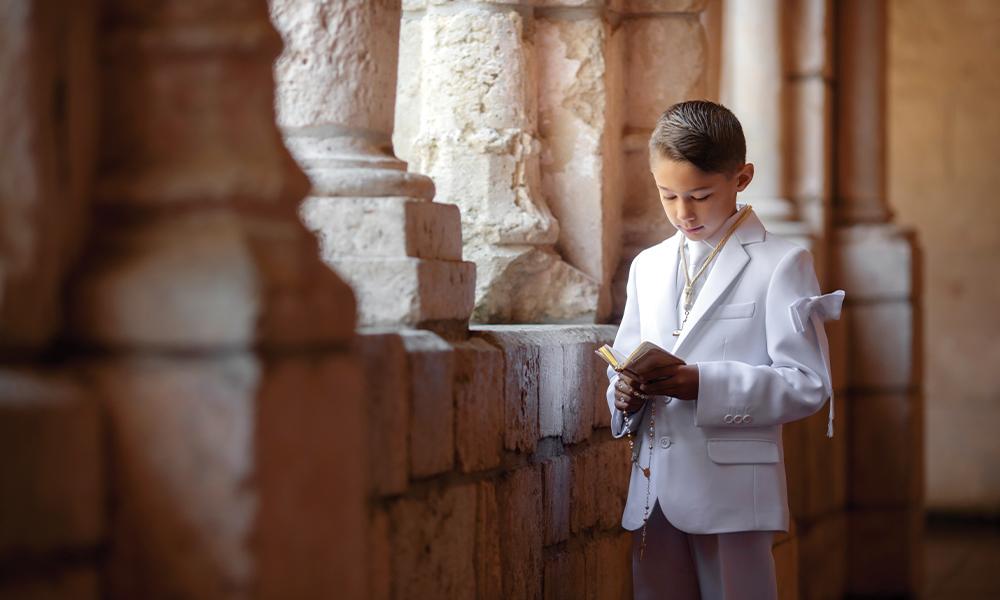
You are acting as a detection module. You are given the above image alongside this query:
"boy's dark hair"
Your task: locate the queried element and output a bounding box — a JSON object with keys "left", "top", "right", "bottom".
{"left": 649, "top": 100, "right": 746, "bottom": 175}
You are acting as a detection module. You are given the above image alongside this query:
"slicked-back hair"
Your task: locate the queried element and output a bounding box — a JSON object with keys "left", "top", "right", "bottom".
{"left": 649, "top": 100, "right": 746, "bottom": 175}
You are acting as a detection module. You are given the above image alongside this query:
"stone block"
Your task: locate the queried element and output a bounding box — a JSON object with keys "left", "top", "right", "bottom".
{"left": 592, "top": 327, "right": 619, "bottom": 430}
{"left": 473, "top": 328, "right": 542, "bottom": 453}
{"left": 452, "top": 338, "right": 504, "bottom": 473}
{"left": 543, "top": 548, "right": 587, "bottom": 600}
{"left": 300, "top": 196, "right": 463, "bottom": 261}
{"left": 594, "top": 439, "right": 630, "bottom": 530}
{"left": 850, "top": 391, "right": 923, "bottom": 507}
{"left": 773, "top": 532, "right": 801, "bottom": 600}
{"left": 358, "top": 331, "right": 410, "bottom": 495}
{"left": 0, "top": 370, "right": 103, "bottom": 558}
{"left": 846, "top": 300, "right": 916, "bottom": 390}
{"left": 797, "top": 513, "right": 846, "bottom": 600}
{"left": 369, "top": 508, "right": 391, "bottom": 600}
{"left": 624, "top": 0, "right": 708, "bottom": 12}
{"left": 785, "top": 0, "right": 833, "bottom": 77}
{"left": 559, "top": 337, "right": 597, "bottom": 444}
{"left": 399, "top": 330, "right": 455, "bottom": 478}
{"left": 587, "top": 533, "right": 632, "bottom": 600}
{"left": 786, "top": 393, "right": 848, "bottom": 521}
{"left": 624, "top": 15, "right": 706, "bottom": 129}
{"left": 846, "top": 508, "right": 923, "bottom": 597}
{"left": 475, "top": 481, "right": 503, "bottom": 600}
{"left": 0, "top": 566, "right": 99, "bottom": 600}
{"left": 787, "top": 78, "right": 833, "bottom": 203}
{"left": 835, "top": 224, "right": 916, "bottom": 301}
{"left": 498, "top": 466, "right": 544, "bottom": 600}
{"left": 389, "top": 484, "right": 477, "bottom": 600}
{"left": 570, "top": 445, "right": 599, "bottom": 533}
{"left": 543, "top": 455, "right": 572, "bottom": 545}
{"left": 333, "top": 256, "right": 475, "bottom": 328}
{"left": 252, "top": 353, "right": 367, "bottom": 600}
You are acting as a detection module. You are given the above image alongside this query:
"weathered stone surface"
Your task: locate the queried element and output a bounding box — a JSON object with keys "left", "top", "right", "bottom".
{"left": 588, "top": 533, "right": 631, "bottom": 600}
{"left": 473, "top": 327, "right": 542, "bottom": 452}
{"left": 625, "top": 15, "right": 706, "bottom": 130}
{"left": 254, "top": 354, "right": 366, "bottom": 600}
{"left": 498, "top": 466, "right": 544, "bottom": 600}
{"left": 358, "top": 331, "right": 411, "bottom": 495}
{"left": 396, "top": 6, "right": 601, "bottom": 322}
{"left": 846, "top": 301, "right": 916, "bottom": 389}
{"left": 400, "top": 330, "right": 455, "bottom": 478}
{"left": 475, "top": 481, "right": 503, "bottom": 600}
{"left": 301, "top": 196, "right": 463, "bottom": 261}
{"left": 453, "top": 338, "right": 504, "bottom": 473}
{"left": 835, "top": 224, "right": 916, "bottom": 300}
{"left": 797, "top": 513, "right": 846, "bottom": 600}
{"left": 594, "top": 439, "right": 630, "bottom": 530}
{"left": 850, "top": 392, "right": 923, "bottom": 508}
{"left": 0, "top": 1, "right": 96, "bottom": 350}
{"left": 543, "top": 548, "right": 587, "bottom": 600}
{"left": 542, "top": 455, "right": 571, "bottom": 545}
{"left": 773, "top": 531, "right": 801, "bottom": 600}
{"left": 389, "top": 484, "right": 477, "bottom": 600}
{"left": 570, "top": 445, "right": 599, "bottom": 533}
{"left": 0, "top": 370, "right": 103, "bottom": 557}
{"left": 591, "top": 325, "right": 618, "bottom": 430}
{"left": 847, "top": 508, "right": 923, "bottom": 597}
{"left": 536, "top": 15, "right": 621, "bottom": 320}
{"left": 369, "top": 508, "right": 391, "bottom": 600}
{"left": 94, "top": 354, "right": 257, "bottom": 599}
{"left": 332, "top": 257, "right": 475, "bottom": 328}
{"left": 0, "top": 566, "right": 100, "bottom": 600}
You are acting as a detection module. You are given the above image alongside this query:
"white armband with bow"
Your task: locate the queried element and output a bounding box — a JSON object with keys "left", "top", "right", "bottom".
{"left": 788, "top": 290, "right": 845, "bottom": 438}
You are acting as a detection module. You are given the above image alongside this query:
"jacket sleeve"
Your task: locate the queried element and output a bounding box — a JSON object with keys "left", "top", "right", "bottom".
{"left": 606, "top": 256, "right": 646, "bottom": 439}
{"left": 694, "top": 247, "right": 842, "bottom": 433}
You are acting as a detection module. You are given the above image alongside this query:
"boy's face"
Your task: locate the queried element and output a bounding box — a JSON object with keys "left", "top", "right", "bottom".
{"left": 650, "top": 154, "right": 754, "bottom": 242}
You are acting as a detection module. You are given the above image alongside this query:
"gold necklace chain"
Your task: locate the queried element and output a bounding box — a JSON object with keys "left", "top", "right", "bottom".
{"left": 673, "top": 205, "right": 754, "bottom": 336}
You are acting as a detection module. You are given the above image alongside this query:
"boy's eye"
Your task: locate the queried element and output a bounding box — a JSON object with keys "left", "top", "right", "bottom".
{"left": 662, "top": 194, "right": 677, "bottom": 200}
{"left": 693, "top": 194, "right": 712, "bottom": 201}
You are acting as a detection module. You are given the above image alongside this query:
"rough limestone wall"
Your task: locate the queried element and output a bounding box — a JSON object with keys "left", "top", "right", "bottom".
{"left": 360, "top": 325, "right": 635, "bottom": 600}
{"left": 395, "top": 1, "right": 601, "bottom": 324}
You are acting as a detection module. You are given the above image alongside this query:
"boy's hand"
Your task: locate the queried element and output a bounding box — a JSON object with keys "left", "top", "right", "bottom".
{"left": 639, "top": 364, "right": 699, "bottom": 400}
{"left": 613, "top": 374, "right": 648, "bottom": 413}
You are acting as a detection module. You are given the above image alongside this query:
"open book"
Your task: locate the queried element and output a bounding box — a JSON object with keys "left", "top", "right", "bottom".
{"left": 595, "top": 341, "right": 685, "bottom": 382}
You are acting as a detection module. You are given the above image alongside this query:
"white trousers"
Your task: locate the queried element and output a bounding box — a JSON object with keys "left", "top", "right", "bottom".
{"left": 632, "top": 503, "right": 778, "bottom": 600}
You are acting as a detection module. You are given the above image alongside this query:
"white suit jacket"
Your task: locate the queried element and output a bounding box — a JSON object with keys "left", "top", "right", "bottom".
{"left": 606, "top": 210, "right": 843, "bottom": 534}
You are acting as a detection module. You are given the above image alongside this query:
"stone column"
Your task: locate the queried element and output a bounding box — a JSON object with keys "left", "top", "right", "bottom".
{"left": 395, "top": 0, "right": 599, "bottom": 324}
{"left": 833, "top": 1, "right": 924, "bottom": 597}
{"left": 270, "top": 0, "right": 475, "bottom": 334}
{"left": 68, "top": 2, "right": 366, "bottom": 597}
{"left": 614, "top": 0, "right": 708, "bottom": 318}
{"left": 720, "top": 0, "right": 809, "bottom": 242}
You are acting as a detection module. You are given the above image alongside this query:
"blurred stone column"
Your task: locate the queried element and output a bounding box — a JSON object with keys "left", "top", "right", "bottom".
{"left": 69, "top": 2, "right": 365, "bottom": 598}
{"left": 720, "top": 0, "right": 810, "bottom": 243}
{"left": 834, "top": 0, "right": 924, "bottom": 596}
{"left": 395, "top": 0, "right": 599, "bottom": 324}
{"left": 613, "top": 0, "right": 708, "bottom": 319}
{"left": 270, "top": 0, "right": 475, "bottom": 335}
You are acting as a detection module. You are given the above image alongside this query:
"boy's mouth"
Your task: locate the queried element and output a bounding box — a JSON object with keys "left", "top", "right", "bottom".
{"left": 682, "top": 225, "right": 705, "bottom": 234}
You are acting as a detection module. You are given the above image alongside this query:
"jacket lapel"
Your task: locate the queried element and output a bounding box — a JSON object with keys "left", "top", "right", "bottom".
{"left": 656, "top": 234, "right": 682, "bottom": 342}
{"left": 671, "top": 210, "right": 763, "bottom": 355}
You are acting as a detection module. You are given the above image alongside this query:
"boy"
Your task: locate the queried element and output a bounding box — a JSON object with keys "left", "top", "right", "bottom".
{"left": 606, "top": 100, "right": 843, "bottom": 600}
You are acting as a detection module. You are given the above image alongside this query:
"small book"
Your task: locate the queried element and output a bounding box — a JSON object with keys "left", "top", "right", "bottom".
{"left": 595, "top": 341, "right": 685, "bottom": 382}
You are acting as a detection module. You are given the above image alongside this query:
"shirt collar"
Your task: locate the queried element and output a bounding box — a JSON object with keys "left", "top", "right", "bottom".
{"left": 687, "top": 203, "right": 749, "bottom": 251}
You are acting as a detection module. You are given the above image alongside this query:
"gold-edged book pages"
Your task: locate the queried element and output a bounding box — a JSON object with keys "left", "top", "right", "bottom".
{"left": 595, "top": 341, "right": 685, "bottom": 382}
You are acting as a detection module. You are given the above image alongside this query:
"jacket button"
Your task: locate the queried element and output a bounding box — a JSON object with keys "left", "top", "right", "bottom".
{"left": 659, "top": 436, "right": 672, "bottom": 449}
{"left": 723, "top": 414, "right": 734, "bottom": 424}
{"left": 733, "top": 415, "right": 744, "bottom": 424}
{"left": 744, "top": 415, "right": 753, "bottom": 424}
{"left": 663, "top": 397, "right": 672, "bottom": 405}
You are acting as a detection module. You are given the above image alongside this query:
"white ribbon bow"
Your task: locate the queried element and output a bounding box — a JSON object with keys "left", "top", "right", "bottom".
{"left": 788, "top": 290, "right": 845, "bottom": 438}
{"left": 789, "top": 290, "right": 845, "bottom": 333}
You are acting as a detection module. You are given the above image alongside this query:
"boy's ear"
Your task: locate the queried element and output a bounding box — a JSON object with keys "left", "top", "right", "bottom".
{"left": 735, "top": 163, "right": 754, "bottom": 191}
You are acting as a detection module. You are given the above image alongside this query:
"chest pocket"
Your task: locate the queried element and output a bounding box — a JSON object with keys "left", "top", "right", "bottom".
{"left": 709, "top": 301, "right": 756, "bottom": 320}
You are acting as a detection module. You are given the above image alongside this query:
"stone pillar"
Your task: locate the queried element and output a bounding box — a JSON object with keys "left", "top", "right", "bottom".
{"left": 68, "top": 2, "right": 366, "bottom": 597}
{"left": 534, "top": 4, "right": 625, "bottom": 323}
{"left": 614, "top": 0, "right": 709, "bottom": 318}
{"left": 720, "top": 0, "right": 809, "bottom": 242}
{"left": 270, "top": 0, "right": 475, "bottom": 334}
{"left": 833, "top": 1, "right": 924, "bottom": 597}
{"left": 395, "top": 0, "right": 599, "bottom": 324}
